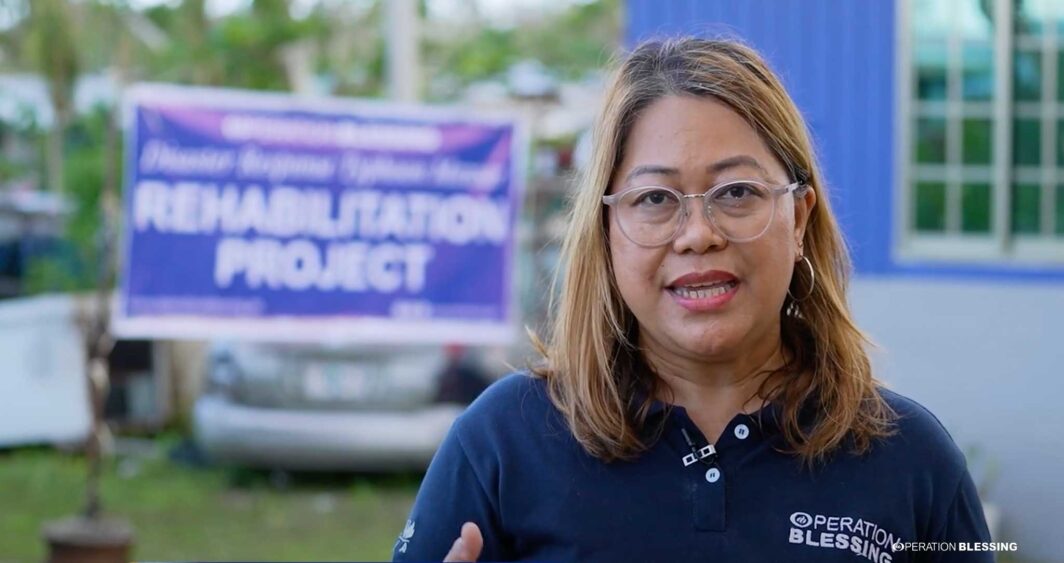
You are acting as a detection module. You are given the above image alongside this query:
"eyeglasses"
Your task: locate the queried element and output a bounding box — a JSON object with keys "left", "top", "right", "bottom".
{"left": 602, "top": 179, "right": 805, "bottom": 247}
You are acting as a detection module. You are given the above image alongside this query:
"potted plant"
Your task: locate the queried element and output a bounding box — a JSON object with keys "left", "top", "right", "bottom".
{"left": 40, "top": 102, "right": 134, "bottom": 563}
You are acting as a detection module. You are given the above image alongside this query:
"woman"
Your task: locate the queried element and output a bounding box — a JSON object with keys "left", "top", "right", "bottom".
{"left": 393, "top": 37, "right": 992, "bottom": 562}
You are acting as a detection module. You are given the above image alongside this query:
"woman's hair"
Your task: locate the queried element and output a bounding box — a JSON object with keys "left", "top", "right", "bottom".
{"left": 529, "top": 36, "right": 895, "bottom": 466}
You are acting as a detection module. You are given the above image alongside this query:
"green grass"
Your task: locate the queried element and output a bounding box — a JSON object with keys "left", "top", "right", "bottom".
{"left": 0, "top": 443, "right": 420, "bottom": 562}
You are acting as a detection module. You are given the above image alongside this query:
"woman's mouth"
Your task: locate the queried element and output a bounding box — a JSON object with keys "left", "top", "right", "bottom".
{"left": 666, "top": 280, "right": 740, "bottom": 311}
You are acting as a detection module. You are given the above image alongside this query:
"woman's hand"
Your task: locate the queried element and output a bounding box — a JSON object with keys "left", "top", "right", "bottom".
{"left": 442, "top": 522, "right": 483, "bottom": 562}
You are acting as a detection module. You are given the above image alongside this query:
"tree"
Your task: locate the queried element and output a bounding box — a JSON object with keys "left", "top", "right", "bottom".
{"left": 142, "top": 0, "right": 327, "bottom": 91}
{"left": 421, "top": 0, "right": 621, "bottom": 100}
{"left": 27, "top": 0, "right": 79, "bottom": 195}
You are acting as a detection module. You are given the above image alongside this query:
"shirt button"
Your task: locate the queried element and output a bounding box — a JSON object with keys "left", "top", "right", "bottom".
{"left": 734, "top": 423, "right": 750, "bottom": 440}
{"left": 705, "top": 467, "right": 721, "bottom": 483}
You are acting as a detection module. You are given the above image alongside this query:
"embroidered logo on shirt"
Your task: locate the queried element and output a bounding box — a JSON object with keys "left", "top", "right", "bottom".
{"left": 787, "top": 511, "right": 900, "bottom": 563}
{"left": 395, "top": 519, "right": 415, "bottom": 554}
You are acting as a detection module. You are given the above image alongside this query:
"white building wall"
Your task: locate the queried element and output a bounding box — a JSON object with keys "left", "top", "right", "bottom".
{"left": 852, "top": 277, "right": 1064, "bottom": 560}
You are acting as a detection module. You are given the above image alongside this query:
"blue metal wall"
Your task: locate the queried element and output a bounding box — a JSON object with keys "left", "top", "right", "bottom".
{"left": 625, "top": 0, "right": 1064, "bottom": 281}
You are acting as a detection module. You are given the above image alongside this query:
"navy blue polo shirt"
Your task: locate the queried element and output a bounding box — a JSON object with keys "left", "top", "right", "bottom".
{"left": 393, "top": 372, "right": 992, "bottom": 562}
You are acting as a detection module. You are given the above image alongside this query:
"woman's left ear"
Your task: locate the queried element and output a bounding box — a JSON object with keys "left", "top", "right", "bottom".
{"left": 794, "top": 185, "right": 817, "bottom": 248}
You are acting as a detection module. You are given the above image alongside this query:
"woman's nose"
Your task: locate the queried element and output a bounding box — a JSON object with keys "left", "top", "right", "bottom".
{"left": 671, "top": 197, "right": 728, "bottom": 254}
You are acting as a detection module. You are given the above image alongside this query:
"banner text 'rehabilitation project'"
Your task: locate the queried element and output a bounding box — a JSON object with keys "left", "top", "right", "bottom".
{"left": 115, "top": 84, "right": 526, "bottom": 344}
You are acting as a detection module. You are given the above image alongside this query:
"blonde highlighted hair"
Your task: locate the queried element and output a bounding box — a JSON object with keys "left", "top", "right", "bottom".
{"left": 530, "top": 37, "right": 895, "bottom": 466}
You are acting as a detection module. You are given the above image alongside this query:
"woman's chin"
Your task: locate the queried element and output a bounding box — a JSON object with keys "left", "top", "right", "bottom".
{"left": 669, "top": 332, "right": 740, "bottom": 359}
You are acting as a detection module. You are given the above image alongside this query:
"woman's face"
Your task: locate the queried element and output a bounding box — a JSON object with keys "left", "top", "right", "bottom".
{"left": 607, "top": 95, "right": 816, "bottom": 365}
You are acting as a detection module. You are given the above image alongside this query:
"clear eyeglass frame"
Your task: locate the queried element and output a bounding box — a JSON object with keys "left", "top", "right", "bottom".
{"left": 601, "top": 179, "right": 807, "bottom": 247}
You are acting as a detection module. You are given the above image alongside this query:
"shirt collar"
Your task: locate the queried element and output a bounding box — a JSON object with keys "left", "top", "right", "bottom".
{"left": 631, "top": 385, "right": 796, "bottom": 436}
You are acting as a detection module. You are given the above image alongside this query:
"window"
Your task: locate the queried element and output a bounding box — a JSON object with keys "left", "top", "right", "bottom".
{"left": 898, "top": 0, "right": 1064, "bottom": 262}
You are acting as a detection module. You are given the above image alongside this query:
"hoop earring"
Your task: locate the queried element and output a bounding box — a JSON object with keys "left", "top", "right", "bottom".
{"left": 787, "top": 255, "right": 815, "bottom": 302}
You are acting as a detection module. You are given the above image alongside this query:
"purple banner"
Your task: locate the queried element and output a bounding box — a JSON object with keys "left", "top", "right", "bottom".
{"left": 115, "top": 84, "right": 526, "bottom": 344}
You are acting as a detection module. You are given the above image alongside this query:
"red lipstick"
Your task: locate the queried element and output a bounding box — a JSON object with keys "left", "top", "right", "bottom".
{"left": 665, "top": 270, "right": 740, "bottom": 312}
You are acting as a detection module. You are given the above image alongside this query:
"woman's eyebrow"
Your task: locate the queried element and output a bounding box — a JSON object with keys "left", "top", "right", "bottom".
{"left": 624, "top": 164, "right": 679, "bottom": 184}
{"left": 624, "top": 155, "right": 769, "bottom": 184}
{"left": 707, "top": 154, "right": 769, "bottom": 176}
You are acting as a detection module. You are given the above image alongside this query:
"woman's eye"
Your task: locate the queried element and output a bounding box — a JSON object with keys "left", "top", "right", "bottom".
{"left": 633, "top": 190, "right": 673, "bottom": 205}
{"left": 722, "top": 183, "right": 757, "bottom": 199}
{"left": 723, "top": 184, "right": 757, "bottom": 197}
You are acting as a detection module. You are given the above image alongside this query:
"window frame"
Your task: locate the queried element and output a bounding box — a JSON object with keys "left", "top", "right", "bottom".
{"left": 895, "top": 0, "right": 1064, "bottom": 264}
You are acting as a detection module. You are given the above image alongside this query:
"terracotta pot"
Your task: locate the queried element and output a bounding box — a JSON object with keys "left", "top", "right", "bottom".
{"left": 42, "top": 515, "right": 134, "bottom": 563}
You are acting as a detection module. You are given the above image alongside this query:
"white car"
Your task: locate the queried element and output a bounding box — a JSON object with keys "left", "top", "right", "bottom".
{"left": 193, "top": 342, "right": 466, "bottom": 471}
